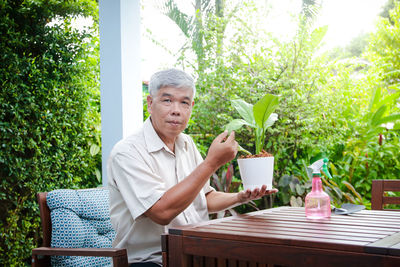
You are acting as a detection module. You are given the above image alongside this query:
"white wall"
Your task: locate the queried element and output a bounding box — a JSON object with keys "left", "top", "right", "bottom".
{"left": 99, "top": 0, "right": 143, "bottom": 186}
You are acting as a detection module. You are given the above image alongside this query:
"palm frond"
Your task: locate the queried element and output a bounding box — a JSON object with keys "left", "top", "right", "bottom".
{"left": 159, "top": 0, "right": 193, "bottom": 38}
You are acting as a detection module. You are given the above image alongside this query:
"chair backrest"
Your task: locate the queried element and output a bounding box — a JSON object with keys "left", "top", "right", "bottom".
{"left": 371, "top": 180, "right": 400, "bottom": 210}
{"left": 38, "top": 187, "right": 116, "bottom": 266}
{"left": 37, "top": 192, "right": 51, "bottom": 247}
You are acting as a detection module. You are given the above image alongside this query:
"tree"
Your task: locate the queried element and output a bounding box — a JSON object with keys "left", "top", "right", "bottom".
{"left": 158, "top": 0, "right": 238, "bottom": 72}
{"left": 380, "top": 0, "right": 398, "bottom": 23}
{"left": 367, "top": 1, "right": 400, "bottom": 89}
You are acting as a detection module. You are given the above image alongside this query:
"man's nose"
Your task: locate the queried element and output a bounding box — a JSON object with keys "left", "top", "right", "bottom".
{"left": 170, "top": 102, "right": 181, "bottom": 115}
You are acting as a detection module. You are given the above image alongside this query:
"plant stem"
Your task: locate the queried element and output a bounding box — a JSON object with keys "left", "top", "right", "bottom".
{"left": 238, "top": 144, "right": 252, "bottom": 155}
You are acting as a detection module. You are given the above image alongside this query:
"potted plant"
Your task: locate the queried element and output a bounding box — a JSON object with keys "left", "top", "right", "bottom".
{"left": 225, "top": 94, "right": 279, "bottom": 190}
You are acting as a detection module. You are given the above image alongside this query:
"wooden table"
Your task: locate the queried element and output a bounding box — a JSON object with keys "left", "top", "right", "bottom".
{"left": 162, "top": 207, "right": 400, "bottom": 267}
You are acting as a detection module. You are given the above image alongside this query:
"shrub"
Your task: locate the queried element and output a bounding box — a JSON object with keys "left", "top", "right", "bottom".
{"left": 0, "top": 0, "right": 100, "bottom": 265}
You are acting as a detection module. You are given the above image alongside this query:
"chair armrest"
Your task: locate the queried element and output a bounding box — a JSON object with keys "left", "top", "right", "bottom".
{"left": 32, "top": 247, "right": 128, "bottom": 267}
{"left": 32, "top": 247, "right": 126, "bottom": 257}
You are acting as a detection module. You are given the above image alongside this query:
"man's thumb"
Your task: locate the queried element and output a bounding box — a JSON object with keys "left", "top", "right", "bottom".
{"left": 226, "top": 131, "right": 235, "bottom": 142}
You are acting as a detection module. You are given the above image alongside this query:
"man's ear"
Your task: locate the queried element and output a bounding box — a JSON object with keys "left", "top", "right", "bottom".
{"left": 147, "top": 95, "right": 153, "bottom": 113}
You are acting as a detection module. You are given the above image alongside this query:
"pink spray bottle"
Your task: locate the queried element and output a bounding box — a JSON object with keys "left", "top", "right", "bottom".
{"left": 305, "top": 158, "right": 332, "bottom": 219}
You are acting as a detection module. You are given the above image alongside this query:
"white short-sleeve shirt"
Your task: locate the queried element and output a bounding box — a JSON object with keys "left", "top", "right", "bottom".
{"left": 107, "top": 118, "right": 214, "bottom": 264}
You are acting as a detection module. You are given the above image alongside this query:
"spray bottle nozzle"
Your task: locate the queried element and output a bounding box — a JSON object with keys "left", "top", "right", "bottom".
{"left": 308, "top": 158, "right": 332, "bottom": 179}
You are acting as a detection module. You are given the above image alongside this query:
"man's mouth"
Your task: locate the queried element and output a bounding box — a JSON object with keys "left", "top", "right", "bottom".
{"left": 167, "top": 120, "right": 182, "bottom": 126}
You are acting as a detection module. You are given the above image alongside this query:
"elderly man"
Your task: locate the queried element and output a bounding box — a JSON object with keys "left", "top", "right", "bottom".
{"left": 107, "top": 69, "right": 277, "bottom": 266}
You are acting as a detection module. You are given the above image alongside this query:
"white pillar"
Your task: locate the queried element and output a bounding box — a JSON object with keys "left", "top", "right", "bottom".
{"left": 99, "top": 0, "right": 143, "bottom": 186}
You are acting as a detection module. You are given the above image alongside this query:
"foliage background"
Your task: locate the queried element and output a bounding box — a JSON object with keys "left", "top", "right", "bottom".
{"left": 1, "top": 0, "right": 400, "bottom": 265}
{"left": 0, "top": 0, "right": 101, "bottom": 265}
{"left": 159, "top": 0, "right": 400, "bottom": 210}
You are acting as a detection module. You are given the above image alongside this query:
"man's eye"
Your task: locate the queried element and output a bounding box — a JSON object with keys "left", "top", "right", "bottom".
{"left": 182, "top": 101, "right": 190, "bottom": 105}
{"left": 163, "top": 99, "right": 171, "bottom": 103}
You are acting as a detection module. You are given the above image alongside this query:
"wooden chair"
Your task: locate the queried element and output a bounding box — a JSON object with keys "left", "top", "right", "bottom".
{"left": 371, "top": 180, "right": 400, "bottom": 210}
{"left": 32, "top": 189, "right": 128, "bottom": 267}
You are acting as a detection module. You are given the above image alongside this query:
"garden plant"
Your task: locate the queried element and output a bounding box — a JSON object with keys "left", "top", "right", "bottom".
{"left": 0, "top": 0, "right": 101, "bottom": 265}
{"left": 225, "top": 94, "right": 279, "bottom": 156}
{"left": 1, "top": 0, "right": 400, "bottom": 265}
{"left": 157, "top": 0, "right": 400, "bottom": 210}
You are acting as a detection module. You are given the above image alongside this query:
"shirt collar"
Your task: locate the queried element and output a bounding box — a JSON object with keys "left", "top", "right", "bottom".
{"left": 143, "top": 117, "right": 188, "bottom": 154}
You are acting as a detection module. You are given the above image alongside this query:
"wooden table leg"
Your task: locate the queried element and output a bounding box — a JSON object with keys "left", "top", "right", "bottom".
{"left": 167, "top": 234, "right": 191, "bottom": 267}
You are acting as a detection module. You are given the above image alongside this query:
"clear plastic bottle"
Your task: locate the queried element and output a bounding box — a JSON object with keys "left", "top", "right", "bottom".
{"left": 305, "top": 172, "right": 331, "bottom": 219}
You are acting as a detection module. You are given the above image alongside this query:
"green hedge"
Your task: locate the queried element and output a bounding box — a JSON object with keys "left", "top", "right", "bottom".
{"left": 0, "top": 0, "right": 101, "bottom": 265}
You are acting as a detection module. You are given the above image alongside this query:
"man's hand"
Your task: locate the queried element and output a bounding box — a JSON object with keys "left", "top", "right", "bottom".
{"left": 205, "top": 131, "right": 238, "bottom": 171}
{"left": 206, "top": 186, "right": 279, "bottom": 213}
{"left": 237, "top": 185, "right": 279, "bottom": 204}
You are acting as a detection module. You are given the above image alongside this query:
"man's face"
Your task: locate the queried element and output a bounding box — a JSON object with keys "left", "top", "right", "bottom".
{"left": 147, "top": 86, "right": 194, "bottom": 143}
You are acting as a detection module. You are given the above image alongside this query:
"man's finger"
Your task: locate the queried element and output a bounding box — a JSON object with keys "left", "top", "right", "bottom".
{"left": 251, "top": 188, "right": 259, "bottom": 198}
{"left": 259, "top": 185, "right": 267, "bottom": 195}
{"left": 266, "top": 188, "right": 279, "bottom": 195}
{"left": 215, "top": 131, "right": 228, "bottom": 142}
{"left": 226, "top": 131, "right": 235, "bottom": 142}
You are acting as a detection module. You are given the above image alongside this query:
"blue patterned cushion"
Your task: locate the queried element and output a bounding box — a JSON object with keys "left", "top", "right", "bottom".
{"left": 47, "top": 188, "right": 115, "bottom": 267}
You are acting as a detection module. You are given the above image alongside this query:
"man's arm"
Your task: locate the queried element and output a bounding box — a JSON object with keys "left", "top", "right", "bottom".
{"left": 144, "top": 131, "right": 238, "bottom": 225}
{"left": 205, "top": 186, "right": 279, "bottom": 213}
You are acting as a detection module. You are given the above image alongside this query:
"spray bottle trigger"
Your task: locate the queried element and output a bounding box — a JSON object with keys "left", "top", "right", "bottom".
{"left": 321, "top": 158, "right": 332, "bottom": 179}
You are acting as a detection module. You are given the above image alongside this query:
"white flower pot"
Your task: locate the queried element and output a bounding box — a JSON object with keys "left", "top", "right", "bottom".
{"left": 237, "top": 156, "right": 274, "bottom": 191}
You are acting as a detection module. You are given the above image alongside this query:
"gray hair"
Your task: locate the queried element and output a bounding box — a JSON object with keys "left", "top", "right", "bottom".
{"left": 148, "top": 68, "right": 196, "bottom": 98}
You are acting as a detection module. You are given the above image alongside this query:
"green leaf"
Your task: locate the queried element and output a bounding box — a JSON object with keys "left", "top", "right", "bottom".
{"left": 290, "top": 196, "right": 303, "bottom": 207}
{"left": 370, "top": 105, "right": 387, "bottom": 126}
{"left": 369, "top": 87, "right": 381, "bottom": 111}
{"left": 90, "top": 144, "right": 100, "bottom": 156}
{"left": 263, "top": 113, "right": 278, "bottom": 129}
{"left": 95, "top": 168, "right": 102, "bottom": 183}
{"left": 225, "top": 119, "right": 250, "bottom": 132}
{"left": 280, "top": 192, "right": 291, "bottom": 205}
{"left": 161, "top": 0, "right": 191, "bottom": 38}
{"left": 342, "top": 181, "right": 363, "bottom": 203}
{"left": 289, "top": 181, "right": 296, "bottom": 192}
{"left": 310, "top": 25, "right": 328, "bottom": 48}
{"left": 231, "top": 99, "right": 255, "bottom": 125}
{"left": 331, "top": 186, "right": 343, "bottom": 199}
{"left": 253, "top": 94, "right": 279, "bottom": 129}
{"left": 378, "top": 92, "right": 400, "bottom": 109}
{"left": 343, "top": 192, "right": 356, "bottom": 204}
{"left": 295, "top": 183, "right": 305, "bottom": 195}
{"left": 278, "top": 175, "right": 292, "bottom": 187}
{"left": 377, "top": 113, "right": 400, "bottom": 125}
